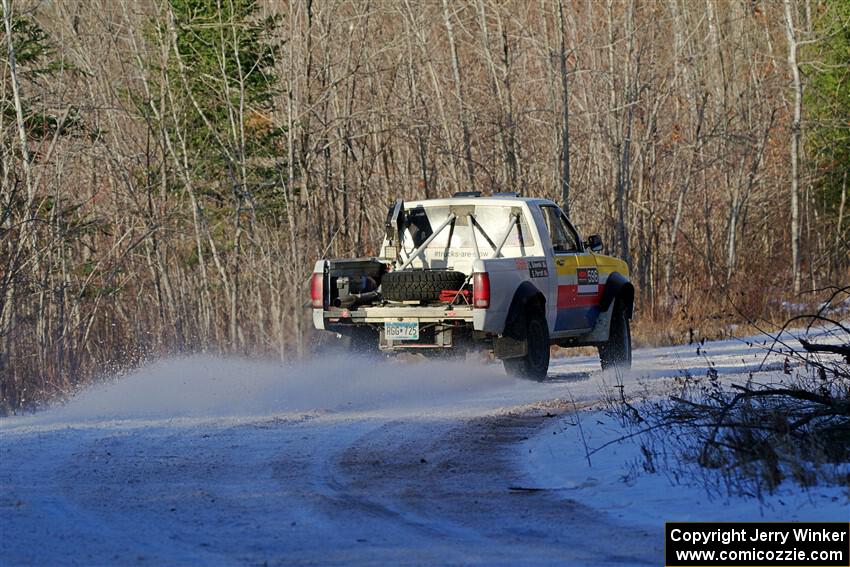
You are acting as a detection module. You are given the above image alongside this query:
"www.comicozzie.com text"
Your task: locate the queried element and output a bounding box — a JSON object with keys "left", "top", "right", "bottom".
{"left": 669, "top": 527, "right": 848, "bottom": 547}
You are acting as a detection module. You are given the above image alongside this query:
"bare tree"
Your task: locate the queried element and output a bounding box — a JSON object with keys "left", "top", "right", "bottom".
{"left": 557, "top": 0, "right": 571, "bottom": 215}
{"left": 442, "top": 0, "right": 474, "bottom": 190}
{"left": 784, "top": 0, "right": 804, "bottom": 294}
{"left": 2, "top": 0, "right": 845, "bottom": 412}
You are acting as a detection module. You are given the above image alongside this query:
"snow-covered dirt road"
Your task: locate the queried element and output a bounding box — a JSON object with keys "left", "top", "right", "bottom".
{"left": 2, "top": 334, "right": 847, "bottom": 566}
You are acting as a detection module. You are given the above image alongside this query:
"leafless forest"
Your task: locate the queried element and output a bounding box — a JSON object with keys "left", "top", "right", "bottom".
{"left": 1, "top": 0, "right": 848, "bottom": 413}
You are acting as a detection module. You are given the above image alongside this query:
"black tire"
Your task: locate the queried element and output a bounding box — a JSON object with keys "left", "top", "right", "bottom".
{"left": 598, "top": 301, "right": 632, "bottom": 370}
{"left": 503, "top": 309, "right": 550, "bottom": 381}
{"left": 381, "top": 269, "right": 467, "bottom": 303}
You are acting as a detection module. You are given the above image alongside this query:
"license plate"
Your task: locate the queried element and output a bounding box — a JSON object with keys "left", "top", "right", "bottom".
{"left": 385, "top": 321, "right": 419, "bottom": 340}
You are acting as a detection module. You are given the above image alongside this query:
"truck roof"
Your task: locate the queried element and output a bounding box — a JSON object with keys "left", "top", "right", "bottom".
{"left": 404, "top": 196, "right": 556, "bottom": 209}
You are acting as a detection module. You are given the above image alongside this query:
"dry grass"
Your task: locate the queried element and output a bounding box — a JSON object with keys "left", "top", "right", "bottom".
{"left": 604, "top": 289, "right": 850, "bottom": 497}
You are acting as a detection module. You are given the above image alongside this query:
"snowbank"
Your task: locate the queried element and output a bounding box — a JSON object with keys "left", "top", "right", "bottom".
{"left": 519, "top": 409, "right": 849, "bottom": 525}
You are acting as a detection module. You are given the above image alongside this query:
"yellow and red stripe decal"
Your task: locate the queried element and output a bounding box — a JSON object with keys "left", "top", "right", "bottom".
{"left": 557, "top": 284, "right": 604, "bottom": 309}
{"left": 553, "top": 259, "right": 606, "bottom": 330}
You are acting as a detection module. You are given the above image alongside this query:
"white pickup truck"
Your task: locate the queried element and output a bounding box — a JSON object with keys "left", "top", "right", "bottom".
{"left": 311, "top": 193, "right": 634, "bottom": 379}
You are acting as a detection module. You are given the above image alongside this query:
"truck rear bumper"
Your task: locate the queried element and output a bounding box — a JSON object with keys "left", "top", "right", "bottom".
{"left": 322, "top": 305, "right": 475, "bottom": 324}
{"left": 317, "top": 305, "right": 478, "bottom": 351}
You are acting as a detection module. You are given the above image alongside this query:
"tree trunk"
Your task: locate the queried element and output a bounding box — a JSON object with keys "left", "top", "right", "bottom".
{"left": 442, "top": 0, "right": 474, "bottom": 190}
{"left": 557, "top": 0, "right": 571, "bottom": 216}
{"left": 783, "top": 0, "right": 803, "bottom": 294}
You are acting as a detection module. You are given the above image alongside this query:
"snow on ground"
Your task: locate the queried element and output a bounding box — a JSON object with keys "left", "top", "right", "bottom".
{"left": 523, "top": 326, "right": 850, "bottom": 527}
{"left": 1, "top": 326, "right": 847, "bottom": 565}
{"left": 519, "top": 409, "right": 849, "bottom": 526}
{"left": 529, "top": 327, "right": 850, "bottom": 522}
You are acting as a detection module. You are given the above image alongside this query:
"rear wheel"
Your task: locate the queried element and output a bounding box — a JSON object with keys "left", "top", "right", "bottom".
{"left": 598, "top": 301, "right": 632, "bottom": 370}
{"left": 503, "top": 309, "right": 550, "bottom": 381}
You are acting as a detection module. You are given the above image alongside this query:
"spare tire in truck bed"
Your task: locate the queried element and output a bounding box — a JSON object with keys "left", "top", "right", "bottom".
{"left": 381, "top": 269, "right": 468, "bottom": 303}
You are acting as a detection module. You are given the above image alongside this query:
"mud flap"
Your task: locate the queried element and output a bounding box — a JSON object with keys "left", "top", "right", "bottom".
{"left": 582, "top": 301, "right": 615, "bottom": 343}
{"left": 494, "top": 335, "right": 528, "bottom": 359}
{"left": 496, "top": 287, "right": 537, "bottom": 359}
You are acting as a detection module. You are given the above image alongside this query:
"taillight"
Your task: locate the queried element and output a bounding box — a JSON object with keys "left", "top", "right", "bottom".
{"left": 472, "top": 272, "right": 490, "bottom": 308}
{"left": 310, "top": 273, "right": 324, "bottom": 309}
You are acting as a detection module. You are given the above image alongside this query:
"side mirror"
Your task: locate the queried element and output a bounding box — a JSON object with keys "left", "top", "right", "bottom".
{"left": 586, "top": 234, "right": 603, "bottom": 253}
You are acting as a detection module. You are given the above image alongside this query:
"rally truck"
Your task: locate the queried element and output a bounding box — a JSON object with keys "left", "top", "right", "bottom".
{"left": 310, "top": 193, "right": 634, "bottom": 379}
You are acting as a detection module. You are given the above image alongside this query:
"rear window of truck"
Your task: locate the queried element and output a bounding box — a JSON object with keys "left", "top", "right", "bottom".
{"left": 401, "top": 205, "right": 535, "bottom": 259}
